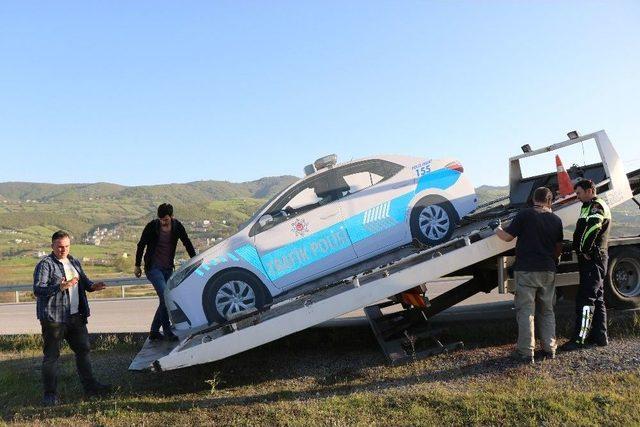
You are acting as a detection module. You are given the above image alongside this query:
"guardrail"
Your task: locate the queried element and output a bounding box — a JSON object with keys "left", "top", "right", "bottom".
{"left": 0, "top": 277, "right": 152, "bottom": 303}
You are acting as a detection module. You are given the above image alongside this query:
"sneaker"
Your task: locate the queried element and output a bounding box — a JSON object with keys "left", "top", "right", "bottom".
{"left": 42, "top": 393, "right": 59, "bottom": 407}
{"left": 510, "top": 350, "right": 534, "bottom": 364}
{"left": 558, "top": 340, "right": 586, "bottom": 352}
{"left": 84, "top": 382, "right": 112, "bottom": 398}
{"left": 148, "top": 331, "right": 164, "bottom": 341}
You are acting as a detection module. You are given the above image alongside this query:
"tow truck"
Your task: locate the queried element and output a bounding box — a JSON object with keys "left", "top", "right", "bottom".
{"left": 130, "top": 130, "right": 640, "bottom": 370}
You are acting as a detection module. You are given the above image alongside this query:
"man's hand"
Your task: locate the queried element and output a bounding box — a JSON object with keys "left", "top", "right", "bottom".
{"left": 488, "top": 219, "right": 502, "bottom": 231}
{"left": 134, "top": 266, "right": 142, "bottom": 278}
{"left": 92, "top": 282, "right": 107, "bottom": 291}
{"left": 60, "top": 277, "right": 79, "bottom": 291}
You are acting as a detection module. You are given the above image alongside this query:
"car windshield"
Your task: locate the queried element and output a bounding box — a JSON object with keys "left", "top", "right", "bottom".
{"left": 236, "top": 191, "right": 286, "bottom": 231}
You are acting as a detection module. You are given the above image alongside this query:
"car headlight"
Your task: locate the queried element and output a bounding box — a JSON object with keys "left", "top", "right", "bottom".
{"left": 168, "top": 259, "right": 203, "bottom": 290}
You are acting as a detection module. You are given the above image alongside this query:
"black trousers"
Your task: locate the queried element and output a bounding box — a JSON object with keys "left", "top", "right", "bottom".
{"left": 41, "top": 314, "right": 96, "bottom": 395}
{"left": 571, "top": 254, "right": 608, "bottom": 343}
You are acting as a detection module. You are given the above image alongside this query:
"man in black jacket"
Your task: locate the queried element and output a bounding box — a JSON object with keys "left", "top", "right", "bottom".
{"left": 560, "top": 179, "right": 612, "bottom": 351}
{"left": 135, "top": 203, "right": 196, "bottom": 341}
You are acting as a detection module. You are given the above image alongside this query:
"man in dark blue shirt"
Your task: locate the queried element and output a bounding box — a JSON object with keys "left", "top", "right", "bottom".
{"left": 33, "top": 230, "right": 111, "bottom": 406}
{"left": 492, "top": 187, "right": 564, "bottom": 363}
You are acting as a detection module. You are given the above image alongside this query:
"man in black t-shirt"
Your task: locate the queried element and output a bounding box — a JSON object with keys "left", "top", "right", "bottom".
{"left": 491, "top": 187, "right": 564, "bottom": 363}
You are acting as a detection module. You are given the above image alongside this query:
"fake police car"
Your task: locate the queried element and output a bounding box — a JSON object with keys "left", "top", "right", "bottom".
{"left": 167, "top": 154, "right": 477, "bottom": 328}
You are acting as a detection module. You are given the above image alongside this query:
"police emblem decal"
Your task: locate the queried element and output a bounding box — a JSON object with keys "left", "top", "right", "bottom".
{"left": 291, "top": 218, "right": 309, "bottom": 237}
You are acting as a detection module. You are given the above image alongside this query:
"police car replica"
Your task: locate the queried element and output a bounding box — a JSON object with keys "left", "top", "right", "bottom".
{"left": 166, "top": 154, "right": 477, "bottom": 328}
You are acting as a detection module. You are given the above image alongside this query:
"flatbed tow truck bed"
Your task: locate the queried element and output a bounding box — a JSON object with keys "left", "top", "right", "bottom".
{"left": 130, "top": 130, "right": 639, "bottom": 371}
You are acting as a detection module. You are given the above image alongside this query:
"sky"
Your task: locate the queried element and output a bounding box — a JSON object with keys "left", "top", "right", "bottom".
{"left": 1, "top": 1, "right": 639, "bottom": 187}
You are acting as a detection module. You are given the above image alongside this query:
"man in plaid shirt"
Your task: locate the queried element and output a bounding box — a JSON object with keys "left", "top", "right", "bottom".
{"left": 34, "top": 230, "right": 111, "bottom": 406}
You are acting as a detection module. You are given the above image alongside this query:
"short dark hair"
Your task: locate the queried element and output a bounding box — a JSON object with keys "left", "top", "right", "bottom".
{"left": 157, "top": 203, "right": 174, "bottom": 218}
{"left": 533, "top": 187, "right": 552, "bottom": 204}
{"left": 574, "top": 179, "right": 596, "bottom": 192}
{"left": 51, "top": 230, "right": 70, "bottom": 243}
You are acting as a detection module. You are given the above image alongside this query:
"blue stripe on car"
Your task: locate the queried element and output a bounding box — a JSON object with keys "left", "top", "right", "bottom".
{"left": 259, "top": 225, "right": 351, "bottom": 281}
{"left": 234, "top": 245, "right": 268, "bottom": 276}
{"left": 343, "top": 192, "right": 413, "bottom": 243}
{"left": 415, "top": 169, "right": 460, "bottom": 193}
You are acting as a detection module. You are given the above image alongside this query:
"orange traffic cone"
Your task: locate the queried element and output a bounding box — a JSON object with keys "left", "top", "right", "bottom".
{"left": 556, "top": 155, "right": 573, "bottom": 197}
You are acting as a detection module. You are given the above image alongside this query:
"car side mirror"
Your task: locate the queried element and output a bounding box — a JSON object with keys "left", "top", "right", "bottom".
{"left": 258, "top": 214, "right": 274, "bottom": 229}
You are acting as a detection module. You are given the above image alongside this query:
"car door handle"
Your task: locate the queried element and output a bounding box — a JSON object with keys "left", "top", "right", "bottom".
{"left": 320, "top": 212, "right": 339, "bottom": 220}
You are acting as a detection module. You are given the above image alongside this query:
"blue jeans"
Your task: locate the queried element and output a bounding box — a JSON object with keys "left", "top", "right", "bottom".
{"left": 146, "top": 267, "right": 173, "bottom": 334}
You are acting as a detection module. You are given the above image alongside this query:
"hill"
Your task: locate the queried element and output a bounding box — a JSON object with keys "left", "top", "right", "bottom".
{"left": 0, "top": 177, "right": 298, "bottom": 203}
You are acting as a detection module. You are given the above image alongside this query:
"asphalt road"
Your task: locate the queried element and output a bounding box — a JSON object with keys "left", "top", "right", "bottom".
{"left": 0, "top": 280, "right": 514, "bottom": 335}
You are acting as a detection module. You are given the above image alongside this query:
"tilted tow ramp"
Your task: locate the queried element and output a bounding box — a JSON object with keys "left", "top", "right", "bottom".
{"left": 130, "top": 130, "right": 637, "bottom": 371}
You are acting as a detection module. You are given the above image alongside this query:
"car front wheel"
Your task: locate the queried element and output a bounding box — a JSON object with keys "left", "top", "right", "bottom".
{"left": 410, "top": 197, "right": 457, "bottom": 246}
{"left": 202, "top": 270, "right": 267, "bottom": 324}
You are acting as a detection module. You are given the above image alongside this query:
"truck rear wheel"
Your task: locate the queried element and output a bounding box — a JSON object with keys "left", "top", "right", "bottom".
{"left": 605, "top": 246, "right": 640, "bottom": 310}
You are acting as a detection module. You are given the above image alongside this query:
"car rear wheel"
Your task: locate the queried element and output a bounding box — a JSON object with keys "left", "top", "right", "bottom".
{"left": 203, "top": 270, "right": 267, "bottom": 324}
{"left": 410, "top": 197, "right": 457, "bottom": 246}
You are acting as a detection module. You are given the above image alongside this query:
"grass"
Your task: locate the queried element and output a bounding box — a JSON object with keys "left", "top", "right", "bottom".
{"left": 1, "top": 313, "right": 640, "bottom": 425}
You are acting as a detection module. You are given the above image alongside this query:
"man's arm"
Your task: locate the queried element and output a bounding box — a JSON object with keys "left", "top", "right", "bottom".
{"left": 178, "top": 222, "right": 197, "bottom": 258}
{"left": 495, "top": 227, "right": 516, "bottom": 242}
{"left": 33, "top": 260, "right": 60, "bottom": 297}
{"left": 490, "top": 211, "right": 522, "bottom": 243}
{"left": 554, "top": 218, "right": 564, "bottom": 261}
{"left": 135, "top": 222, "right": 151, "bottom": 267}
{"left": 554, "top": 242, "right": 563, "bottom": 260}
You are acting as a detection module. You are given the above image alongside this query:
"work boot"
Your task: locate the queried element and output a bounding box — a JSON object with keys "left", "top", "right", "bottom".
{"left": 536, "top": 350, "right": 556, "bottom": 360}
{"left": 542, "top": 350, "right": 555, "bottom": 360}
{"left": 510, "top": 350, "right": 534, "bottom": 365}
{"left": 84, "top": 381, "right": 112, "bottom": 398}
{"left": 42, "top": 393, "right": 59, "bottom": 407}
{"left": 558, "top": 340, "right": 586, "bottom": 352}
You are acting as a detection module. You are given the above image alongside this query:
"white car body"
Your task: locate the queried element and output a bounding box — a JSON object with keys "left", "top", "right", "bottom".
{"left": 166, "top": 154, "right": 477, "bottom": 329}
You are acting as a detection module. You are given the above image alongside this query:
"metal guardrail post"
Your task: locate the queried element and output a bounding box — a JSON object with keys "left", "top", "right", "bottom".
{"left": 15, "top": 291, "right": 19, "bottom": 303}
{"left": 121, "top": 285, "right": 125, "bottom": 299}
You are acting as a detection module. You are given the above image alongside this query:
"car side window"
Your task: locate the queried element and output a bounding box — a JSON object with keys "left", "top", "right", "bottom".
{"left": 287, "top": 187, "right": 322, "bottom": 212}
{"left": 335, "top": 159, "right": 403, "bottom": 196}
